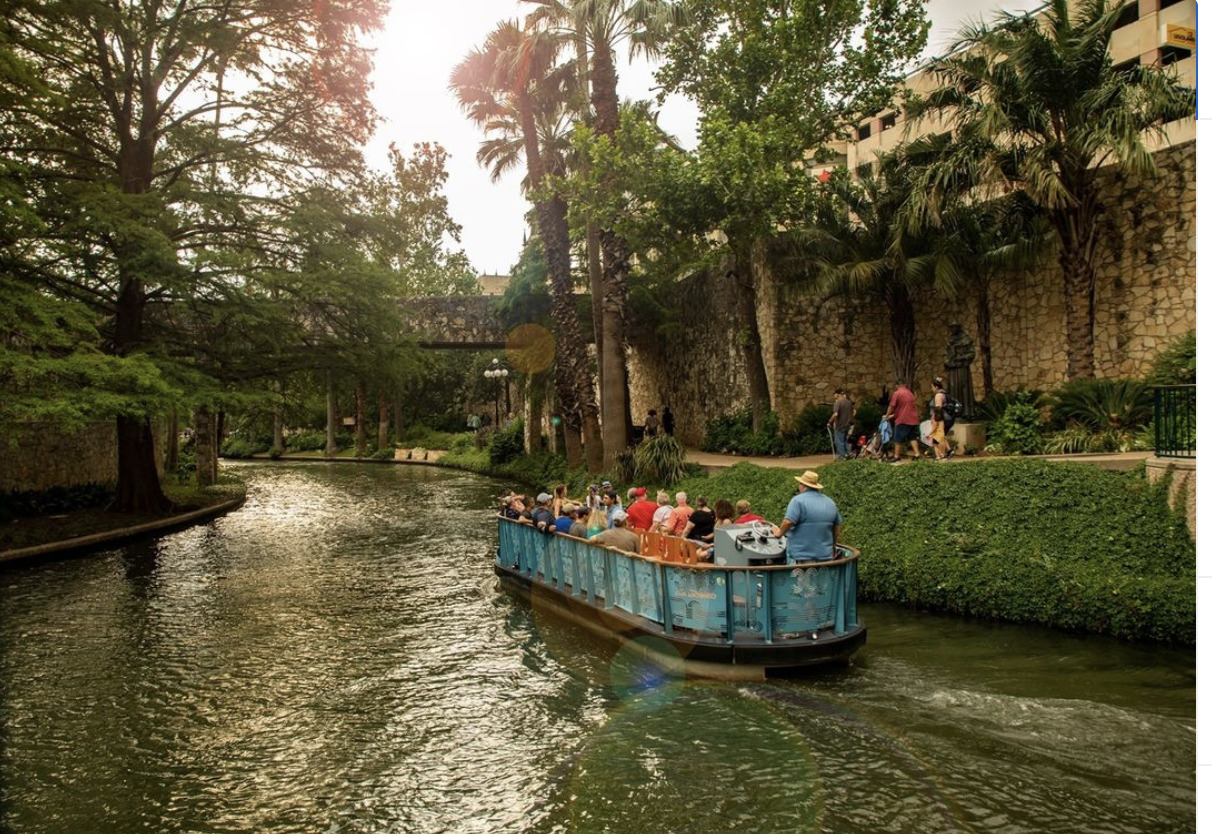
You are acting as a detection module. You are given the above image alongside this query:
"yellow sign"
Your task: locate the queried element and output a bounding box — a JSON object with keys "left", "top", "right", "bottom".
{"left": 1164, "top": 24, "right": 1196, "bottom": 50}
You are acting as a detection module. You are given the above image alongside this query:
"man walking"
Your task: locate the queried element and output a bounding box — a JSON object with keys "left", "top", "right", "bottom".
{"left": 884, "top": 378, "right": 921, "bottom": 462}
{"left": 827, "top": 388, "right": 854, "bottom": 461}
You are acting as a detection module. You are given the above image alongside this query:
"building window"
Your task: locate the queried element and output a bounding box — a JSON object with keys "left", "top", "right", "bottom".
{"left": 857, "top": 122, "right": 871, "bottom": 141}
{"left": 880, "top": 113, "right": 897, "bottom": 131}
{"left": 1111, "top": 57, "right": 1139, "bottom": 75}
{"left": 1159, "top": 45, "right": 1192, "bottom": 66}
{"left": 1112, "top": 2, "right": 1139, "bottom": 28}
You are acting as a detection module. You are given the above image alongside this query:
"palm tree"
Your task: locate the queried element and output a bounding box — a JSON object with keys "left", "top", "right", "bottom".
{"left": 902, "top": 134, "right": 1054, "bottom": 397}
{"left": 451, "top": 21, "right": 605, "bottom": 471}
{"left": 525, "top": 0, "right": 681, "bottom": 463}
{"left": 911, "top": 0, "right": 1194, "bottom": 380}
{"left": 796, "top": 154, "right": 935, "bottom": 388}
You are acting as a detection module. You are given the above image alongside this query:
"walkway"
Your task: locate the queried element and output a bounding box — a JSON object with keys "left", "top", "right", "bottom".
{"left": 685, "top": 449, "right": 1153, "bottom": 473}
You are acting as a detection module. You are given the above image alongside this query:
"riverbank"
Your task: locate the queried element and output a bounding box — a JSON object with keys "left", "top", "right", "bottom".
{"left": 0, "top": 482, "right": 247, "bottom": 566}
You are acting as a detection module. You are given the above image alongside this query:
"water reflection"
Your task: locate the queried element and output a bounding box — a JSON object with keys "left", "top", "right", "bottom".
{"left": 0, "top": 462, "right": 1194, "bottom": 833}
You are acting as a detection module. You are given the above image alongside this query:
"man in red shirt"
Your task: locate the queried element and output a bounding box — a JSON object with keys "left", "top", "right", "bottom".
{"left": 884, "top": 378, "right": 922, "bottom": 462}
{"left": 625, "top": 486, "right": 659, "bottom": 531}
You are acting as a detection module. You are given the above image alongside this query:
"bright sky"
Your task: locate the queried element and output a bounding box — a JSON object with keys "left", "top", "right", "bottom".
{"left": 364, "top": 0, "right": 1041, "bottom": 277}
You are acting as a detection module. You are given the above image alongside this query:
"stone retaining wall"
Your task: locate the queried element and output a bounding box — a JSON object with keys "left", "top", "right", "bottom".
{"left": 630, "top": 141, "right": 1196, "bottom": 445}
{"left": 0, "top": 422, "right": 118, "bottom": 493}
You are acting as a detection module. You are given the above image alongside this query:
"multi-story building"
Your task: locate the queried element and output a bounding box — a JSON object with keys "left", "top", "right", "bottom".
{"left": 812, "top": 0, "right": 1195, "bottom": 175}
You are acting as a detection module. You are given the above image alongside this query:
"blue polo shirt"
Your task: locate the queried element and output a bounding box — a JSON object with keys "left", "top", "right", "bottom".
{"left": 783, "top": 489, "right": 842, "bottom": 562}
{"left": 554, "top": 516, "right": 574, "bottom": 534}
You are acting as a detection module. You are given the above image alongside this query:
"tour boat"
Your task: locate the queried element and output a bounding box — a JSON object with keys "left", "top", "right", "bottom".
{"left": 494, "top": 518, "right": 866, "bottom": 680}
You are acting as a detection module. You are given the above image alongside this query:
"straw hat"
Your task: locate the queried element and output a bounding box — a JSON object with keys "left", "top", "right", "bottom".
{"left": 794, "top": 470, "right": 825, "bottom": 490}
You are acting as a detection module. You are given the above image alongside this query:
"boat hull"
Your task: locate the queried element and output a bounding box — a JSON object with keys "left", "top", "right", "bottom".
{"left": 494, "top": 519, "right": 867, "bottom": 681}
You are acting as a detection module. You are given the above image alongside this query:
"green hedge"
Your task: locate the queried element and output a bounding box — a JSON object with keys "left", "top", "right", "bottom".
{"left": 667, "top": 459, "right": 1194, "bottom": 644}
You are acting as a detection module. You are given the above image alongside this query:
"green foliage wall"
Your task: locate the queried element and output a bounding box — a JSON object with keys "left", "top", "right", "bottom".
{"left": 668, "top": 460, "right": 1194, "bottom": 644}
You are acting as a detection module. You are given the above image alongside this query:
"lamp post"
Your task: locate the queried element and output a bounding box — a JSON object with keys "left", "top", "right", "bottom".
{"left": 483, "top": 358, "right": 509, "bottom": 428}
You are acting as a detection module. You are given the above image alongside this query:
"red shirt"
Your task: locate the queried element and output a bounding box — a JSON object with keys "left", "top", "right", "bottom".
{"left": 735, "top": 513, "right": 765, "bottom": 524}
{"left": 626, "top": 499, "right": 659, "bottom": 531}
{"left": 889, "top": 387, "right": 919, "bottom": 426}
{"left": 667, "top": 505, "right": 692, "bottom": 535}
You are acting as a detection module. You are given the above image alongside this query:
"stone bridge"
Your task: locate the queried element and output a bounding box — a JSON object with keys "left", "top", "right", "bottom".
{"left": 401, "top": 296, "right": 506, "bottom": 349}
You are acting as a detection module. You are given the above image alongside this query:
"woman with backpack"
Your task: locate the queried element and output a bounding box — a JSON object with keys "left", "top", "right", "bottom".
{"left": 931, "top": 378, "right": 955, "bottom": 459}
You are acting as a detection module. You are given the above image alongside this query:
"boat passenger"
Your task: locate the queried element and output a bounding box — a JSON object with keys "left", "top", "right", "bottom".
{"left": 666, "top": 491, "right": 692, "bottom": 536}
{"left": 532, "top": 492, "right": 558, "bottom": 533}
{"left": 553, "top": 503, "right": 576, "bottom": 534}
{"left": 734, "top": 500, "right": 764, "bottom": 525}
{"left": 775, "top": 470, "right": 842, "bottom": 562}
{"left": 601, "top": 490, "right": 627, "bottom": 529}
{"left": 651, "top": 491, "right": 673, "bottom": 533}
{"left": 568, "top": 506, "right": 590, "bottom": 539}
{"left": 714, "top": 499, "right": 734, "bottom": 527}
{"left": 626, "top": 487, "right": 659, "bottom": 531}
{"left": 519, "top": 495, "right": 537, "bottom": 525}
{"left": 553, "top": 484, "right": 568, "bottom": 517}
{"left": 498, "top": 493, "right": 521, "bottom": 520}
{"left": 683, "top": 495, "right": 715, "bottom": 543}
{"left": 590, "top": 515, "right": 640, "bottom": 554}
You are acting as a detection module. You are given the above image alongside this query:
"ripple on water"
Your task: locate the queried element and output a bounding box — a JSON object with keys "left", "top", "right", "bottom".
{"left": 0, "top": 463, "right": 1195, "bottom": 834}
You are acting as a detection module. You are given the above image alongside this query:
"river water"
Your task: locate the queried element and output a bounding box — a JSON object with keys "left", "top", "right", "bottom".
{"left": 0, "top": 463, "right": 1195, "bottom": 833}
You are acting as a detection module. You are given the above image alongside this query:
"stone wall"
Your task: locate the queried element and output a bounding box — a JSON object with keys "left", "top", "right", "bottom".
{"left": 0, "top": 422, "right": 118, "bottom": 493}
{"left": 629, "top": 140, "right": 1196, "bottom": 444}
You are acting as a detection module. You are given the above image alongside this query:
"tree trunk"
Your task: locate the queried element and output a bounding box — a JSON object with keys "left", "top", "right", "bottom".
{"left": 976, "top": 280, "right": 994, "bottom": 397}
{"left": 588, "top": 220, "right": 604, "bottom": 377}
{"left": 326, "top": 372, "right": 338, "bottom": 457}
{"left": 111, "top": 274, "right": 171, "bottom": 513}
{"left": 1055, "top": 183, "right": 1100, "bottom": 381}
{"left": 165, "top": 408, "right": 179, "bottom": 475}
{"left": 355, "top": 379, "right": 367, "bottom": 457}
{"left": 525, "top": 373, "right": 545, "bottom": 453}
{"left": 886, "top": 279, "right": 917, "bottom": 388}
{"left": 732, "top": 253, "right": 771, "bottom": 432}
{"left": 394, "top": 393, "right": 404, "bottom": 445}
{"left": 272, "top": 379, "right": 284, "bottom": 452}
{"left": 1060, "top": 243, "right": 1097, "bottom": 380}
{"left": 194, "top": 405, "right": 217, "bottom": 488}
{"left": 589, "top": 45, "right": 630, "bottom": 465}
{"left": 378, "top": 387, "right": 389, "bottom": 451}
{"left": 516, "top": 94, "right": 601, "bottom": 470}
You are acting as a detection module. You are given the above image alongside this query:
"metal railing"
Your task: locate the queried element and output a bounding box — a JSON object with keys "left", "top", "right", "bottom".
{"left": 1153, "top": 385, "right": 1195, "bottom": 457}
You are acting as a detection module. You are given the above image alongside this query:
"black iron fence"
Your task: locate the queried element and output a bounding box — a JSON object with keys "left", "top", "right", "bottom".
{"left": 1153, "top": 385, "right": 1195, "bottom": 457}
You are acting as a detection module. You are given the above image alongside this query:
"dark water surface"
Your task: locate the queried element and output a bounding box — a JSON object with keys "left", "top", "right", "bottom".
{"left": 0, "top": 463, "right": 1194, "bottom": 833}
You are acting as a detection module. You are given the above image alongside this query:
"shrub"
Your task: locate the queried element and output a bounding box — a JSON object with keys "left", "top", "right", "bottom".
{"left": 0, "top": 483, "right": 114, "bottom": 522}
{"left": 1147, "top": 330, "right": 1195, "bottom": 385}
{"left": 786, "top": 404, "right": 835, "bottom": 455}
{"left": 632, "top": 435, "right": 689, "bottom": 486}
{"left": 1051, "top": 378, "right": 1151, "bottom": 433}
{"left": 665, "top": 459, "right": 1194, "bottom": 644}
{"left": 219, "top": 437, "right": 267, "bottom": 459}
{"left": 371, "top": 448, "right": 396, "bottom": 461}
{"left": 977, "top": 389, "right": 1051, "bottom": 424}
{"left": 987, "top": 402, "right": 1043, "bottom": 454}
{"left": 285, "top": 431, "right": 327, "bottom": 452}
{"left": 488, "top": 419, "right": 525, "bottom": 466}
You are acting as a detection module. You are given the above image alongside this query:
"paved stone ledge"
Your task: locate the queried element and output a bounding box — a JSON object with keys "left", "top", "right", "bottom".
{"left": 0, "top": 497, "right": 246, "bottom": 566}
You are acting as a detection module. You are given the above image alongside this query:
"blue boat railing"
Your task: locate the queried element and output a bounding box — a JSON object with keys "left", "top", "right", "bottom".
{"left": 496, "top": 518, "right": 860, "bottom": 642}
{"left": 1153, "top": 384, "right": 1195, "bottom": 458}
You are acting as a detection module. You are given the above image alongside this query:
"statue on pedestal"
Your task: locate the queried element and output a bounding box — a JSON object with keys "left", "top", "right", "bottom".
{"left": 944, "top": 322, "right": 977, "bottom": 420}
